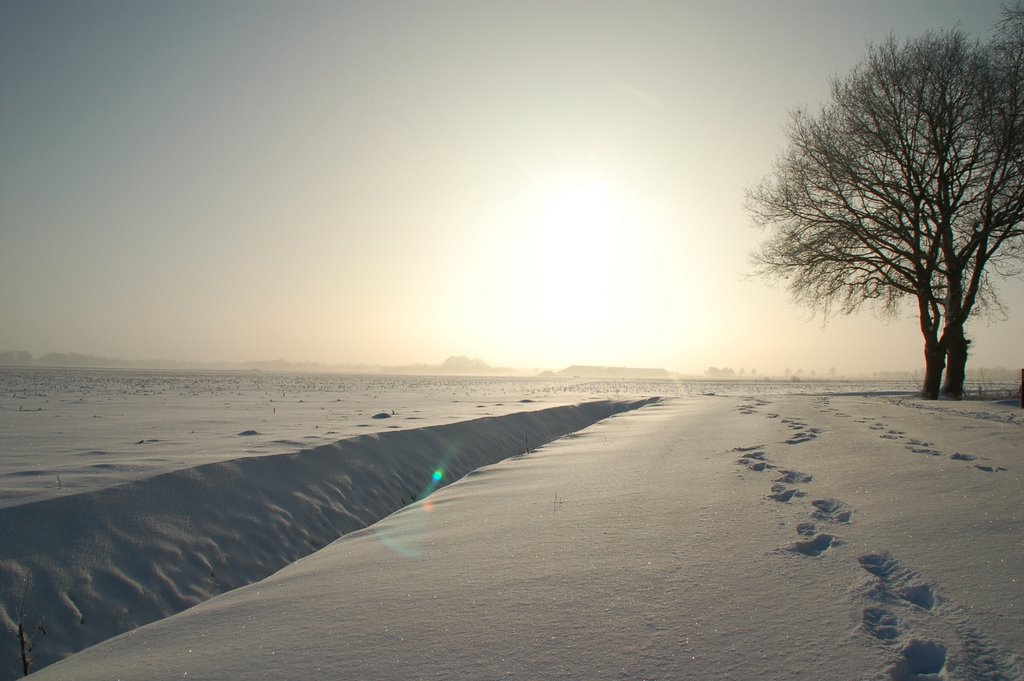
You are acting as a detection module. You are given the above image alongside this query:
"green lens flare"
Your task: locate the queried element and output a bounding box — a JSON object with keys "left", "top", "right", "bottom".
{"left": 432, "top": 469, "right": 443, "bottom": 483}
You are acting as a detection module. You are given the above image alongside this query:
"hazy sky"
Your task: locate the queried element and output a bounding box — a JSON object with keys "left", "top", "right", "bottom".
{"left": 2, "top": 0, "right": 1021, "bottom": 375}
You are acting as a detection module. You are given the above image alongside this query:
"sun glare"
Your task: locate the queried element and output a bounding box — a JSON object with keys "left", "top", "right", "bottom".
{"left": 466, "top": 170, "right": 685, "bottom": 368}
{"left": 512, "top": 179, "right": 648, "bottom": 353}
{"left": 526, "top": 184, "right": 626, "bottom": 289}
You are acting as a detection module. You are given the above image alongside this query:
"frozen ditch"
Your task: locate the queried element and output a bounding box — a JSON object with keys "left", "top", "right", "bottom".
{"left": 0, "top": 398, "right": 656, "bottom": 679}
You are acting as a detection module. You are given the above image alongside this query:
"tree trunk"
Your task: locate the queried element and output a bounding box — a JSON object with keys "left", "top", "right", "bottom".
{"left": 942, "top": 325, "right": 969, "bottom": 399}
{"left": 922, "top": 343, "right": 946, "bottom": 400}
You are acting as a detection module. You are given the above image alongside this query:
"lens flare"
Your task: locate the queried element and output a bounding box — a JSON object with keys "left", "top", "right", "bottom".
{"left": 375, "top": 447, "right": 460, "bottom": 559}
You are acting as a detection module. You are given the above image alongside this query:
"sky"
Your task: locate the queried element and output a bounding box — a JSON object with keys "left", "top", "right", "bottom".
{"left": 1, "top": 0, "right": 1022, "bottom": 376}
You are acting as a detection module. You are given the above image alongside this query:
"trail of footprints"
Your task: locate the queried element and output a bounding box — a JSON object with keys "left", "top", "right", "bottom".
{"left": 816, "top": 395, "right": 853, "bottom": 419}
{"left": 811, "top": 395, "right": 1009, "bottom": 472}
{"left": 854, "top": 414, "right": 1008, "bottom": 473}
{"left": 734, "top": 445, "right": 842, "bottom": 557}
{"left": 737, "top": 399, "right": 821, "bottom": 445}
{"left": 732, "top": 432, "right": 1020, "bottom": 680}
{"left": 853, "top": 553, "right": 1019, "bottom": 680}
{"left": 742, "top": 393, "right": 1011, "bottom": 473}
{"left": 780, "top": 416, "right": 823, "bottom": 445}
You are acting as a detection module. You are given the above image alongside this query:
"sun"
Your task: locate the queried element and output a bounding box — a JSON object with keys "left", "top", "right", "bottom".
{"left": 525, "top": 182, "right": 625, "bottom": 280}
{"left": 459, "top": 171, "right": 687, "bottom": 368}
{"left": 512, "top": 179, "right": 643, "bottom": 350}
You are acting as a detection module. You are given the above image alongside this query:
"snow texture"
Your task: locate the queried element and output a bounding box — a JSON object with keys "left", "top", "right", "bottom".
{"left": 0, "top": 395, "right": 652, "bottom": 680}
{"left": 11, "top": 390, "right": 1022, "bottom": 681}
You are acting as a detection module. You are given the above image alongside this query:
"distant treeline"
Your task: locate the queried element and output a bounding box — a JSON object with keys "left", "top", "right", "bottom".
{"left": 0, "top": 350, "right": 238, "bottom": 370}
{"left": 0, "top": 351, "right": 527, "bottom": 376}
{"left": 0, "top": 351, "right": 121, "bottom": 367}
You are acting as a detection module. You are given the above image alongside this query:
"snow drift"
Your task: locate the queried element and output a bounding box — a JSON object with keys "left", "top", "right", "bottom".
{"left": 0, "top": 398, "right": 654, "bottom": 679}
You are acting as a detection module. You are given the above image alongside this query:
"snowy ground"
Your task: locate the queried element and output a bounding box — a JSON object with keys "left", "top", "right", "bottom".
{"left": 0, "top": 367, "right": 923, "bottom": 508}
{"left": 13, "top": 390, "right": 1022, "bottom": 680}
{"left": 0, "top": 395, "right": 654, "bottom": 681}
{"left": 0, "top": 369, "right": 637, "bottom": 508}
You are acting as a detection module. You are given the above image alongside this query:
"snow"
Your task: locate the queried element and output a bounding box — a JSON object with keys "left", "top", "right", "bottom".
{"left": 0, "top": 369, "right": 654, "bottom": 508}
{"left": 0, "top": 368, "right": 924, "bottom": 508}
{"left": 0, "top": 391, "right": 651, "bottom": 680}
{"left": 1, "top": 371, "right": 1022, "bottom": 680}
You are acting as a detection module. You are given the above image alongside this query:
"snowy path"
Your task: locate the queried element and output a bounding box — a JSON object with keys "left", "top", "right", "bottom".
{"left": 28, "top": 395, "right": 1024, "bottom": 680}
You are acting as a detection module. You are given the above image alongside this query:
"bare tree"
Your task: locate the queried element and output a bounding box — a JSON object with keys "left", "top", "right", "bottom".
{"left": 747, "top": 13, "right": 1024, "bottom": 399}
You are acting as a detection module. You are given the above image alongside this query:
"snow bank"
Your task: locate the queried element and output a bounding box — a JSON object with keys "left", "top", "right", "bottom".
{"left": 0, "top": 398, "right": 654, "bottom": 680}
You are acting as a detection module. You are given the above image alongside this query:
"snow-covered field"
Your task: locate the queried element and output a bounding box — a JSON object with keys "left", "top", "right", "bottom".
{"left": 0, "top": 368, "right": 917, "bottom": 508}
{"left": 0, "top": 368, "right": 645, "bottom": 508}
{"left": 2, "top": 369, "right": 1021, "bottom": 680}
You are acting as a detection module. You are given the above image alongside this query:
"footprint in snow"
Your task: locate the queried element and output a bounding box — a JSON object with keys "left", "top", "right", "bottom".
{"left": 811, "top": 498, "right": 852, "bottom": 524}
{"left": 858, "top": 552, "right": 936, "bottom": 610}
{"left": 774, "top": 470, "right": 813, "bottom": 484}
{"left": 952, "top": 623, "right": 1024, "bottom": 680}
{"left": 736, "top": 451, "right": 775, "bottom": 472}
{"left": 737, "top": 399, "right": 764, "bottom": 414}
{"left": 861, "top": 606, "right": 903, "bottom": 642}
{"left": 741, "top": 459, "right": 776, "bottom": 472}
{"left": 784, "top": 533, "right": 839, "bottom": 557}
{"left": 904, "top": 438, "right": 942, "bottom": 456}
{"left": 795, "top": 522, "right": 817, "bottom": 536}
{"left": 855, "top": 553, "right": 945, "bottom": 679}
{"left": 785, "top": 429, "right": 819, "bottom": 445}
{"left": 768, "top": 484, "right": 805, "bottom": 502}
{"left": 888, "top": 639, "right": 947, "bottom": 681}
{"left": 947, "top": 451, "right": 1008, "bottom": 471}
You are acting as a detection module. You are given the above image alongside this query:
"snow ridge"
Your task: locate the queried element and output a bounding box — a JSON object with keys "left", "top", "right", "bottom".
{"left": 0, "top": 398, "right": 654, "bottom": 680}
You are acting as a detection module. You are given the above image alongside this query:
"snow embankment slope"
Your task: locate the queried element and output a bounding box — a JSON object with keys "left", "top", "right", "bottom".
{"left": 0, "top": 398, "right": 655, "bottom": 680}
{"left": 29, "top": 394, "right": 1023, "bottom": 680}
